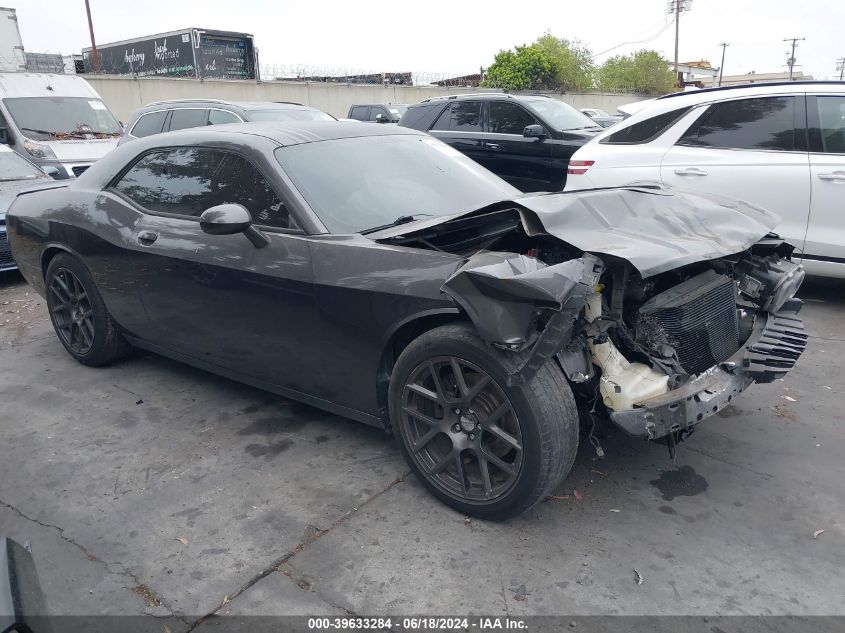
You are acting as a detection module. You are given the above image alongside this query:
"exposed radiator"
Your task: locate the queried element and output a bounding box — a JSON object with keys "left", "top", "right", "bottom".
{"left": 639, "top": 270, "right": 740, "bottom": 376}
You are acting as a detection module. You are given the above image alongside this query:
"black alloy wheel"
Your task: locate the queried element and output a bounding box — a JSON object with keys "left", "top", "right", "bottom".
{"left": 45, "top": 253, "right": 130, "bottom": 366}
{"left": 401, "top": 356, "right": 524, "bottom": 502}
{"left": 390, "top": 323, "right": 579, "bottom": 520}
{"left": 48, "top": 266, "right": 95, "bottom": 355}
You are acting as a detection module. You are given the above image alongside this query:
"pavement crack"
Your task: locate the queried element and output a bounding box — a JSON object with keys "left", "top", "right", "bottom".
{"left": 0, "top": 498, "right": 179, "bottom": 619}
{"left": 187, "top": 473, "right": 409, "bottom": 631}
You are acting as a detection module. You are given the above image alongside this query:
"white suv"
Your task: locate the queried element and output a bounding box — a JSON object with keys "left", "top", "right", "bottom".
{"left": 564, "top": 82, "right": 845, "bottom": 278}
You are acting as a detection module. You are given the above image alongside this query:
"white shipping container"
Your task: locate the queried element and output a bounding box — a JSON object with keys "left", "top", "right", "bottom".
{"left": 0, "top": 7, "right": 26, "bottom": 72}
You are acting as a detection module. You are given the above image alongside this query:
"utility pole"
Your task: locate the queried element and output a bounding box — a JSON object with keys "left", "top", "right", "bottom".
{"left": 717, "top": 42, "right": 729, "bottom": 86}
{"left": 668, "top": 0, "right": 692, "bottom": 88}
{"left": 783, "top": 36, "right": 805, "bottom": 81}
{"left": 84, "top": 0, "right": 101, "bottom": 73}
{"left": 837, "top": 58, "right": 845, "bottom": 81}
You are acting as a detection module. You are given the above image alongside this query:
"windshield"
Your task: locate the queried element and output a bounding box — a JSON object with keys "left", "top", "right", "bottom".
{"left": 388, "top": 105, "right": 408, "bottom": 120}
{"left": 524, "top": 99, "right": 600, "bottom": 131}
{"left": 248, "top": 109, "right": 336, "bottom": 122}
{"left": 275, "top": 135, "right": 519, "bottom": 234}
{"left": 3, "top": 97, "right": 122, "bottom": 140}
{"left": 0, "top": 152, "right": 44, "bottom": 181}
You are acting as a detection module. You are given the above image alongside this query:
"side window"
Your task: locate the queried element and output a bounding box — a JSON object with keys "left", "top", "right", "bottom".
{"left": 168, "top": 108, "right": 210, "bottom": 132}
{"left": 113, "top": 148, "right": 297, "bottom": 229}
{"left": 349, "top": 106, "right": 370, "bottom": 121}
{"left": 601, "top": 107, "right": 691, "bottom": 144}
{"left": 430, "top": 101, "right": 482, "bottom": 132}
{"left": 130, "top": 111, "right": 167, "bottom": 138}
{"left": 488, "top": 101, "right": 538, "bottom": 134}
{"left": 678, "top": 97, "right": 796, "bottom": 151}
{"left": 813, "top": 96, "right": 845, "bottom": 154}
{"left": 208, "top": 109, "right": 241, "bottom": 125}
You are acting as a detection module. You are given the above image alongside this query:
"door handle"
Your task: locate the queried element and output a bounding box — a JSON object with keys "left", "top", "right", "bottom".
{"left": 817, "top": 171, "right": 845, "bottom": 182}
{"left": 674, "top": 167, "right": 708, "bottom": 176}
{"left": 485, "top": 142, "right": 501, "bottom": 150}
{"left": 137, "top": 230, "right": 158, "bottom": 245}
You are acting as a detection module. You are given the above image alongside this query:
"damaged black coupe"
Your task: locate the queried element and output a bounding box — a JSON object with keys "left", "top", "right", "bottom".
{"left": 6, "top": 122, "right": 807, "bottom": 519}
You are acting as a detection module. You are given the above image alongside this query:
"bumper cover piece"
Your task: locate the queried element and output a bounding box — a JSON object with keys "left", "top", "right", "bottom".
{"left": 610, "top": 302, "right": 806, "bottom": 439}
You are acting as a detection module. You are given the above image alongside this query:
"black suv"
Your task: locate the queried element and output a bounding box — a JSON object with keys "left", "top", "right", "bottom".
{"left": 399, "top": 94, "right": 602, "bottom": 192}
{"left": 347, "top": 104, "right": 409, "bottom": 123}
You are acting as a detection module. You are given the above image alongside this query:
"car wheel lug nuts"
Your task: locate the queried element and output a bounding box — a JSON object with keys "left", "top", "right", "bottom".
{"left": 453, "top": 408, "right": 461, "bottom": 415}
{"left": 469, "top": 434, "right": 476, "bottom": 441}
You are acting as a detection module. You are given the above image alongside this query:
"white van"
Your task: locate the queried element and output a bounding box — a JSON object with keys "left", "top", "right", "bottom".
{"left": 0, "top": 73, "right": 122, "bottom": 179}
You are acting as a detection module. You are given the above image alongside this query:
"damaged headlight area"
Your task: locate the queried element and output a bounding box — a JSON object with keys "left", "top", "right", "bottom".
{"left": 441, "top": 237, "right": 807, "bottom": 444}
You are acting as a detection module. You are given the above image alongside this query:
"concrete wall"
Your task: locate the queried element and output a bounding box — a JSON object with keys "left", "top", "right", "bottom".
{"left": 84, "top": 75, "right": 649, "bottom": 121}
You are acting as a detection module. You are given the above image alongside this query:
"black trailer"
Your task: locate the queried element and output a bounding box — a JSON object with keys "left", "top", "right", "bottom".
{"left": 82, "top": 28, "right": 256, "bottom": 79}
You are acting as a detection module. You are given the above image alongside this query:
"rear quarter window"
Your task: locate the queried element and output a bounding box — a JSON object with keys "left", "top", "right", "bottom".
{"left": 601, "top": 106, "right": 691, "bottom": 144}
{"left": 130, "top": 111, "right": 167, "bottom": 138}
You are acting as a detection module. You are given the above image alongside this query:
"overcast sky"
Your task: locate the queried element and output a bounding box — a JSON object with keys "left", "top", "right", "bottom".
{"left": 6, "top": 0, "right": 844, "bottom": 81}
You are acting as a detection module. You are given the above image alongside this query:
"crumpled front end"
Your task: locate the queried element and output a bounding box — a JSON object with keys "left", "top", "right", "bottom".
{"left": 438, "top": 233, "right": 807, "bottom": 442}
{"left": 379, "top": 188, "right": 808, "bottom": 443}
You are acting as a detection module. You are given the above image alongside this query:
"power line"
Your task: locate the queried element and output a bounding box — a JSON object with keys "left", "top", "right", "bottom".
{"left": 783, "top": 36, "right": 805, "bottom": 81}
{"left": 591, "top": 17, "right": 673, "bottom": 58}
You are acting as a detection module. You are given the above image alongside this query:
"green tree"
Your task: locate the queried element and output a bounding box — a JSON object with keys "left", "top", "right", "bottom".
{"left": 482, "top": 35, "right": 595, "bottom": 91}
{"left": 597, "top": 50, "right": 676, "bottom": 95}
{"left": 533, "top": 34, "right": 595, "bottom": 91}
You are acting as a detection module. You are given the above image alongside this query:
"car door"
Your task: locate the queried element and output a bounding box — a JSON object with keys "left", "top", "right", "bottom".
{"left": 427, "top": 100, "right": 485, "bottom": 165}
{"left": 660, "top": 95, "right": 811, "bottom": 253}
{"left": 110, "top": 144, "right": 319, "bottom": 392}
{"left": 482, "top": 100, "right": 553, "bottom": 192}
{"left": 804, "top": 94, "right": 845, "bottom": 274}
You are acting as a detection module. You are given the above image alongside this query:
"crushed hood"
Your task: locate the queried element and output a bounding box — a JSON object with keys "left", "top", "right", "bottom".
{"left": 373, "top": 186, "right": 781, "bottom": 278}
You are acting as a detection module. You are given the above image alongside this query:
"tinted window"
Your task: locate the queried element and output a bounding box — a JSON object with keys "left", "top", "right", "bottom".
{"left": 275, "top": 135, "right": 518, "bottom": 234}
{"left": 679, "top": 97, "right": 796, "bottom": 151}
{"left": 602, "top": 107, "right": 691, "bottom": 144}
{"left": 131, "top": 111, "right": 167, "bottom": 138}
{"left": 349, "top": 106, "right": 370, "bottom": 121}
{"left": 208, "top": 109, "right": 241, "bottom": 125}
{"left": 430, "top": 101, "right": 482, "bottom": 132}
{"left": 114, "top": 148, "right": 296, "bottom": 229}
{"left": 168, "top": 108, "right": 209, "bottom": 132}
{"left": 488, "top": 101, "right": 537, "bottom": 134}
{"left": 815, "top": 96, "right": 845, "bottom": 154}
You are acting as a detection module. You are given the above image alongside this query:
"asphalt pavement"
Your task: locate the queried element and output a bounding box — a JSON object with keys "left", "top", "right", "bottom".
{"left": 0, "top": 270, "right": 843, "bottom": 630}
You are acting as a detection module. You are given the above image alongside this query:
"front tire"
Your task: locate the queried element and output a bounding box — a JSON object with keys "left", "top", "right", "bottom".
{"left": 45, "top": 253, "right": 130, "bottom": 366}
{"left": 389, "top": 323, "right": 579, "bottom": 520}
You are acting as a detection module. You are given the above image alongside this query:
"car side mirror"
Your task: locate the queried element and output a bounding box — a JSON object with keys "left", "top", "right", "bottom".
{"left": 42, "top": 165, "right": 61, "bottom": 178}
{"left": 375, "top": 113, "right": 388, "bottom": 123}
{"left": 200, "top": 204, "right": 270, "bottom": 248}
{"left": 523, "top": 124, "right": 546, "bottom": 139}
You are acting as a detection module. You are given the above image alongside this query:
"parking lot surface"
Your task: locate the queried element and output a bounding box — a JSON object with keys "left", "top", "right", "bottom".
{"left": 1, "top": 270, "right": 843, "bottom": 628}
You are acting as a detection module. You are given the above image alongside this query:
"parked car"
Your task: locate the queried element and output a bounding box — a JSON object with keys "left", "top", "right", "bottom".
{"left": 0, "top": 72, "right": 123, "bottom": 179}
{"left": 118, "top": 99, "right": 335, "bottom": 145}
{"left": 0, "top": 145, "right": 53, "bottom": 272}
{"left": 580, "top": 108, "right": 623, "bottom": 127}
{"left": 348, "top": 104, "right": 409, "bottom": 123}
{"left": 399, "top": 93, "right": 603, "bottom": 192}
{"left": 564, "top": 81, "right": 845, "bottom": 278}
{"left": 7, "top": 122, "right": 807, "bottom": 519}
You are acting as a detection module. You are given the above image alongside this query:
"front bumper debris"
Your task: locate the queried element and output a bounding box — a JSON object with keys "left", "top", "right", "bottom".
{"left": 610, "top": 301, "right": 807, "bottom": 439}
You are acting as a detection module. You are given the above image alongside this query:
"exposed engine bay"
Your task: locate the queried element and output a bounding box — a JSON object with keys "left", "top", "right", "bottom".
{"left": 377, "top": 195, "right": 808, "bottom": 443}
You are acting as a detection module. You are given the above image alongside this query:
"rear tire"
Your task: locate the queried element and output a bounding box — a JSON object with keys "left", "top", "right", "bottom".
{"left": 389, "top": 323, "right": 579, "bottom": 520}
{"left": 45, "top": 253, "right": 130, "bottom": 366}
